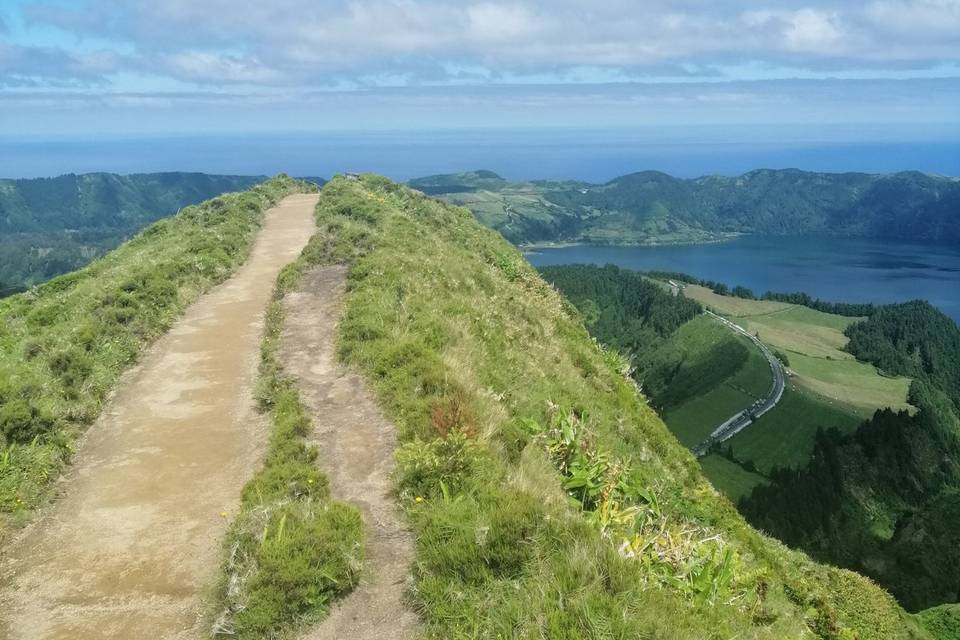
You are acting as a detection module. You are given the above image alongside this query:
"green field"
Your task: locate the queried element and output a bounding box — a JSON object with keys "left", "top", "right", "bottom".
{"left": 443, "top": 187, "right": 559, "bottom": 231}
{"left": 727, "top": 385, "right": 863, "bottom": 472}
{"left": 663, "top": 336, "right": 772, "bottom": 448}
{"left": 666, "top": 385, "right": 755, "bottom": 448}
{"left": 700, "top": 454, "right": 769, "bottom": 502}
{"left": 683, "top": 284, "right": 911, "bottom": 418}
{"left": 664, "top": 283, "right": 910, "bottom": 489}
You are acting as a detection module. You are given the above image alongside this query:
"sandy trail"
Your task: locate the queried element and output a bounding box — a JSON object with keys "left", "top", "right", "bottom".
{"left": 0, "top": 193, "right": 318, "bottom": 640}
{"left": 280, "top": 265, "right": 419, "bottom": 640}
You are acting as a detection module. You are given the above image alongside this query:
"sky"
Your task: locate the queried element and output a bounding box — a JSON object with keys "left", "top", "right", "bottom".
{"left": 1, "top": 0, "right": 959, "bottom": 139}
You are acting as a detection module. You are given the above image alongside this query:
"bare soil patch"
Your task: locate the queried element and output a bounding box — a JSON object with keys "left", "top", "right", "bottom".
{"left": 279, "top": 265, "right": 418, "bottom": 640}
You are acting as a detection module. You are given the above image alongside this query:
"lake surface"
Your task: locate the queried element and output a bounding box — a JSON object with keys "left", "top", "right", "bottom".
{"left": 526, "top": 236, "right": 960, "bottom": 323}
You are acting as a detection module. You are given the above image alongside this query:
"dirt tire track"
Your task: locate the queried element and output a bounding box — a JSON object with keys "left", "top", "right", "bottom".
{"left": 279, "top": 265, "right": 419, "bottom": 640}
{"left": 0, "top": 193, "right": 318, "bottom": 640}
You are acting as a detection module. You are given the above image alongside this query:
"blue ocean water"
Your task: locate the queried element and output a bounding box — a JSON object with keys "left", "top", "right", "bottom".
{"left": 1, "top": 130, "right": 958, "bottom": 182}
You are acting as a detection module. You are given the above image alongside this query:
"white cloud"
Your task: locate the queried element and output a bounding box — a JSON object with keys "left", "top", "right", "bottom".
{"left": 783, "top": 9, "right": 846, "bottom": 53}
{"left": 866, "top": 0, "right": 960, "bottom": 37}
{"left": 160, "top": 52, "right": 285, "bottom": 84}
{"left": 12, "top": 0, "right": 960, "bottom": 88}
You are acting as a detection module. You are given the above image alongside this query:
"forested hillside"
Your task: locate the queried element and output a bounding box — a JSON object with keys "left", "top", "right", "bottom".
{"left": 0, "top": 172, "right": 263, "bottom": 293}
{"left": 741, "top": 303, "right": 960, "bottom": 612}
{"left": 414, "top": 169, "right": 960, "bottom": 246}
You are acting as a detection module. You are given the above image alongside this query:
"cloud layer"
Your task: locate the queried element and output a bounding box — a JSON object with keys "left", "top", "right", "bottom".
{"left": 5, "top": 0, "right": 960, "bottom": 89}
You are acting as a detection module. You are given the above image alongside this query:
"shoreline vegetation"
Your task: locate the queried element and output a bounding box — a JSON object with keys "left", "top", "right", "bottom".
{"left": 413, "top": 168, "right": 960, "bottom": 247}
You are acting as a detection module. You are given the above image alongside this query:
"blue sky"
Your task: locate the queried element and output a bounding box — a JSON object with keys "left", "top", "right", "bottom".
{"left": 1, "top": 0, "right": 959, "bottom": 137}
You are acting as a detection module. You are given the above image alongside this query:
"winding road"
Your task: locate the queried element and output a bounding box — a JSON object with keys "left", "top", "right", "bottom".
{"left": 691, "top": 310, "right": 786, "bottom": 457}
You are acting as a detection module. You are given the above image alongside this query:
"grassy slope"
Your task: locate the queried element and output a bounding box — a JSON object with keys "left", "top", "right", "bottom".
{"left": 0, "top": 175, "right": 314, "bottom": 539}
{"left": 312, "top": 174, "right": 927, "bottom": 639}
{"left": 684, "top": 284, "right": 911, "bottom": 415}
{"left": 918, "top": 605, "right": 960, "bottom": 640}
{"left": 641, "top": 314, "right": 770, "bottom": 448}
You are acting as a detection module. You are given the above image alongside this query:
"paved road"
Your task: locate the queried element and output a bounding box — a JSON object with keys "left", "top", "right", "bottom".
{"left": 692, "top": 309, "right": 786, "bottom": 457}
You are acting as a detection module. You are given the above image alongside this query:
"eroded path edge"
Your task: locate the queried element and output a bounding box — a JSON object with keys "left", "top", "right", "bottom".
{"left": 279, "top": 265, "right": 419, "bottom": 640}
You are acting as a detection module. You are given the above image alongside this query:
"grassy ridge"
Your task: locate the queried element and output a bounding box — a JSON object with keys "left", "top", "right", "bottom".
{"left": 312, "top": 174, "right": 926, "bottom": 639}
{"left": 0, "top": 175, "right": 314, "bottom": 538}
{"left": 211, "top": 234, "right": 362, "bottom": 638}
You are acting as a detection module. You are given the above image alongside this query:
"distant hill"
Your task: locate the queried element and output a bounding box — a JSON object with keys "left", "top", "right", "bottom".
{"left": 413, "top": 169, "right": 960, "bottom": 245}
{"left": 0, "top": 172, "right": 266, "bottom": 293}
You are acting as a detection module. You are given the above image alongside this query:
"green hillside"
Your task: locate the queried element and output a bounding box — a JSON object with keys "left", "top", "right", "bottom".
{"left": 0, "top": 172, "right": 265, "bottom": 293}
{"left": 742, "top": 302, "right": 960, "bottom": 612}
{"left": 306, "top": 174, "right": 930, "bottom": 639}
{"left": 413, "top": 169, "right": 960, "bottom": 246}
{"left": 0, "top": 175, "right": 316, "bottom": 537}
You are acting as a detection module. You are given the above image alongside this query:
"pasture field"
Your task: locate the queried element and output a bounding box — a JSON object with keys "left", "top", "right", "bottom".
{"left": 661, "top": 332, "right": 773, "bottom": 448}
{"left": 665, "top": 385, "right": 756, "bottom": 448}
{"left": 700, "top": 454, "right": 769, "bottom": 502}
{"left": 726, "top": 385, "right": 863, "bottom": 473}
{"left": 683, "top": 284, "right": 911, "bottom": 415}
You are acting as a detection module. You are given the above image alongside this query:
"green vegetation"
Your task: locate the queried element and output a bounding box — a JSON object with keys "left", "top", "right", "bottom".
{"left": 0, "top": 172, "right": 266, "bottom": 293}
{"left": 536, "top": 266, "right": 771, "bottom": 448}
{"left": 742, "top": 383, "right": 960, "bottom": 612}
{"left": 0, "top": 175, "right": 314, "bottom": 539}
{"left": 699, "top": 454, "right": 769, "bottom": 502}
{"left": 310, "top": 174, "right": 928, "bottom": 639}
{"left": 538, "top": 263, "right": 960, "bottom": 616}
{"left": 537, "top": 264, "right": 702, "bottom": 352}
{"left": 740, "top": 301, "right": 960, "bottom": 612}
{"left": 918, "top": 604, "right": 960, "bottom": 640}
{"left": 684, "top": 284, "right": 912, "bottom": 416}
{"left": 415, "top": 168, "right": 960, "bottom": 246}
{"left": 727, "top": 386, "right": 862, "bottom": 472}
{"left": 845, "top": 301, "right": 960, "bottom": 404}
{"left": 649, "top": 318, "right": 771, "bottom": 446}
{"left": 211, "top": 233, "right": 362, "bottom": 638}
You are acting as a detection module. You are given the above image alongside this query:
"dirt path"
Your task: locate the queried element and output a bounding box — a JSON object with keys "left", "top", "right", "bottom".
{"left": 0, "top": 193, "right": 318, "bottom": 640}
{"left": 279, "top": 266, "right": 419, "bottom": 640}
